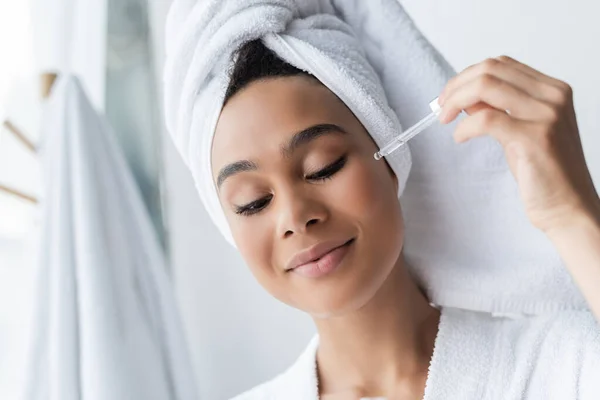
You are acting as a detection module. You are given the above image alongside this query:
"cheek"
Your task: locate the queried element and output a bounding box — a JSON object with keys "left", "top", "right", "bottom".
{"left": 335, "top": 157, "right": 402, "bottom": 228}
{"left": 331, "top": 157, "right": 404, "bottom": 262}
{"left": 231, "top": 219, "right": 273, "bottom": 278}
{"left": 228, "top": 217, "right": 292, "bottom": 301}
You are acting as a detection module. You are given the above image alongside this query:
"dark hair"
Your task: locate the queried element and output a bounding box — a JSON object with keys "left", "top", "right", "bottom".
{"left": 224, "top": 39, "right": 313, "bottom": 104}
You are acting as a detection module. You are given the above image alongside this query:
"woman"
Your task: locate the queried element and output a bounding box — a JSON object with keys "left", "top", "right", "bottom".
{"left": 163, "top": 0, "right": 600, "bottom": 397}
{"left": 207, "top": 40, "right": 600, "bottom": 399}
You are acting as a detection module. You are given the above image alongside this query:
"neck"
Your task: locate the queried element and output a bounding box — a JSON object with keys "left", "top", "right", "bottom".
{"left": 313, "top": 256, "right": 440, "bottom": 398}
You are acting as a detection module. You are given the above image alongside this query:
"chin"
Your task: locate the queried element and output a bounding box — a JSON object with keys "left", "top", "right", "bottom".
{"left": 274, "top": 239, "right": 402, "bottom": 319}
{"left": 299, "top": 272, "right": 388, "bottom": 319}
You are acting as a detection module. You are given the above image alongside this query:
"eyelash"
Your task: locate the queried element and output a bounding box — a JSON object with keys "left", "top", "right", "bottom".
{"left": 234, "top": 155, "right": 348, "bottom": 216}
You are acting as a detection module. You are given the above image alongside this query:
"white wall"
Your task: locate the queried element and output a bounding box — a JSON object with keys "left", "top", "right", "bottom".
{"left": 153, "top": 1, "right": 600, "bottom": 399}
{"left": 0, "top": 2, "right": 43, "bottom": 398}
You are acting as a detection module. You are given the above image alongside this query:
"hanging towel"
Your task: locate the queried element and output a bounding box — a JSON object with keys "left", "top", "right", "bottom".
{"left": 23, "top": 75, "right": 198, "bottom": 400}
{"left": 162, "top": 0, "right": 586, "bottom": 314}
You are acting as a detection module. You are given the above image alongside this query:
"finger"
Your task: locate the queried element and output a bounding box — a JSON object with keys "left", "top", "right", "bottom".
{"left": 439, "top": 60, "right": 481, "bottom": 103}
{"left": 453, "top": 107, "right": 530, "bottom": 145}
{"left": 464, "top": 101, "right": 493, "bottom": 116}
{"left": 439, "top": 74, "right": 555, "bottom": 123}
{"left": 441, "top": 58, "right": 562, "bottom": 106}
{"left": 495, "top": 55, "right": 573, "bottom": 105}
{"left": 495, "top": 55, "right": 567, "bottom": 89}
{"left": 441, "top": 59, "right": 527, "bottom": 102}
{"left": 441, "top": 57, "right": 573, "bottom": 108}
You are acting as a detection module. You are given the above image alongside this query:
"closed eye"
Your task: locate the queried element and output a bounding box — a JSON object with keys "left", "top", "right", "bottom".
{"left": 235, "top": 195, "right": 272, "bottom": 216}
{"left": 234, "top": 154, "right": 348, "bottom": 216}
{"left": 306, "top": 154, "right": 347, "bottom": 181}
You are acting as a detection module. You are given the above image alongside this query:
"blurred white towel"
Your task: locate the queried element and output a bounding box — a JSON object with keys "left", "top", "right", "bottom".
{"left": 23, "top": 75, "right": 197, "bottom": 400}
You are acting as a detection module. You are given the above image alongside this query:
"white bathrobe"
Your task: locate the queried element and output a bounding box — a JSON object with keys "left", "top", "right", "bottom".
{"left": 231, "top": 307, "right": 600, "bottom": 399}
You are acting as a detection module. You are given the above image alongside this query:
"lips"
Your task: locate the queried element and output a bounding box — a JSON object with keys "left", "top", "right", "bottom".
{"left": 285, "top": 238, "right": 355, "bottom": 277}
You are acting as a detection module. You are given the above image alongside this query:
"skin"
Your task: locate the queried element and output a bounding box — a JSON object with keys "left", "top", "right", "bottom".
{"left": 212, "top": 75, "right": 440, "bottom": 398}
{"left": 211, "top": 56, "right": 600, "bottom": 399}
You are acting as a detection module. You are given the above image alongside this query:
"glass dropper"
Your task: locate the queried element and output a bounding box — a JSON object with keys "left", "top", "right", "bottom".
{"left": 374, "top": 97, "right": 442, "bottom": 160}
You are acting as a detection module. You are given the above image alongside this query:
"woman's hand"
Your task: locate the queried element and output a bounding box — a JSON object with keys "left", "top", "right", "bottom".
{"left": 438, "top": 56, "right": 600, "bottom": 320}
{"left": 438, "top": 55, "right": 600, "bottom": 233}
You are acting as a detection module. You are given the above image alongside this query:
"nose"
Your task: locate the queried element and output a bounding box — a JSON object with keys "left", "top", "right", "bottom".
{"left": 277, "top": 188, "right": 328, "bottom": 238}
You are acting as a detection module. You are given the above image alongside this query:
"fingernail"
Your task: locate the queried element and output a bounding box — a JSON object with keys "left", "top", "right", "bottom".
{"left": 438, "top": 107, "right": 448, "bottom": 123}
{"left": 438, "top": 92, "right": 445, "bottom": 105}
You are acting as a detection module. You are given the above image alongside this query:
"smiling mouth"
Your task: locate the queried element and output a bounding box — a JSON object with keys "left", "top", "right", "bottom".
{"left": 310, "top": 238, "right": 354, "bottom": 263}
{"left": 288, "top": 237, "right": 355, "bottom": 278}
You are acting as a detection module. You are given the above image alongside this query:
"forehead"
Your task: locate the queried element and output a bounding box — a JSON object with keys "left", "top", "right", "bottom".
{"left": 212, "top": 76, "right": 355, "bottom": 170}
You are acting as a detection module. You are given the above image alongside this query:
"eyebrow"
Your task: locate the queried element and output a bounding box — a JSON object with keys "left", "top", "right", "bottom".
{"left": 216, "top": 123, "right": 347, "bottom": 189}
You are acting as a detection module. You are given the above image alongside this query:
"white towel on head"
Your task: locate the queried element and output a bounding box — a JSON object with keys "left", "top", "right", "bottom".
{"left": 163, "top": 0, "right": 412, "bottom": 247}
{"left": 163, "top": 0, "right": 587, "bottom": 314}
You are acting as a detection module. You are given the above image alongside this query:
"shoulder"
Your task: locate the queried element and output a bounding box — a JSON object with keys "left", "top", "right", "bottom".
{"left": 499, "top": 309, "right": 599, "bottom": 351}
{"left": 443, "top": 306, "right": 598, "bottom": 339}
{"left": 228, "top": 364, "right": 310, "bottom": 400}
{"left": 524, "top": 311, "right": 600, "bottom": 379}
{"left": 505, "top": 310, "right": 600, "bottom": 397}
{"left": 444, "top": 307, "right": 600, "bottom": 397}
{"left": 445, "top": 307, "right": 599, "bottom": 354}
{"left": 229, "top": 335, "right": 320, "bottom": 400}
{"left": 229, "top": 363, "right": 309, "bottom": 400}
{"left": 229, "top": 376, "right": 281, "bottom": 400}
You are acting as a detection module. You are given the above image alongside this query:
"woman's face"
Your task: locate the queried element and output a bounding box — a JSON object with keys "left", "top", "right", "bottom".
{"left": 212, "top": 75, "right": 404, "bottom": 318}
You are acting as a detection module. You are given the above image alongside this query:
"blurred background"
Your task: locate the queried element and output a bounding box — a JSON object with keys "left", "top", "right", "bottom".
{"left": 0, "top": 0, "right": 598, "bottom": 399}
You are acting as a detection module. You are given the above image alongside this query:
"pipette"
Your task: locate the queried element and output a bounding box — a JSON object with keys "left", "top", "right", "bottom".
{"left": 374, "top": 97, "right": 442, "bottom": 160}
